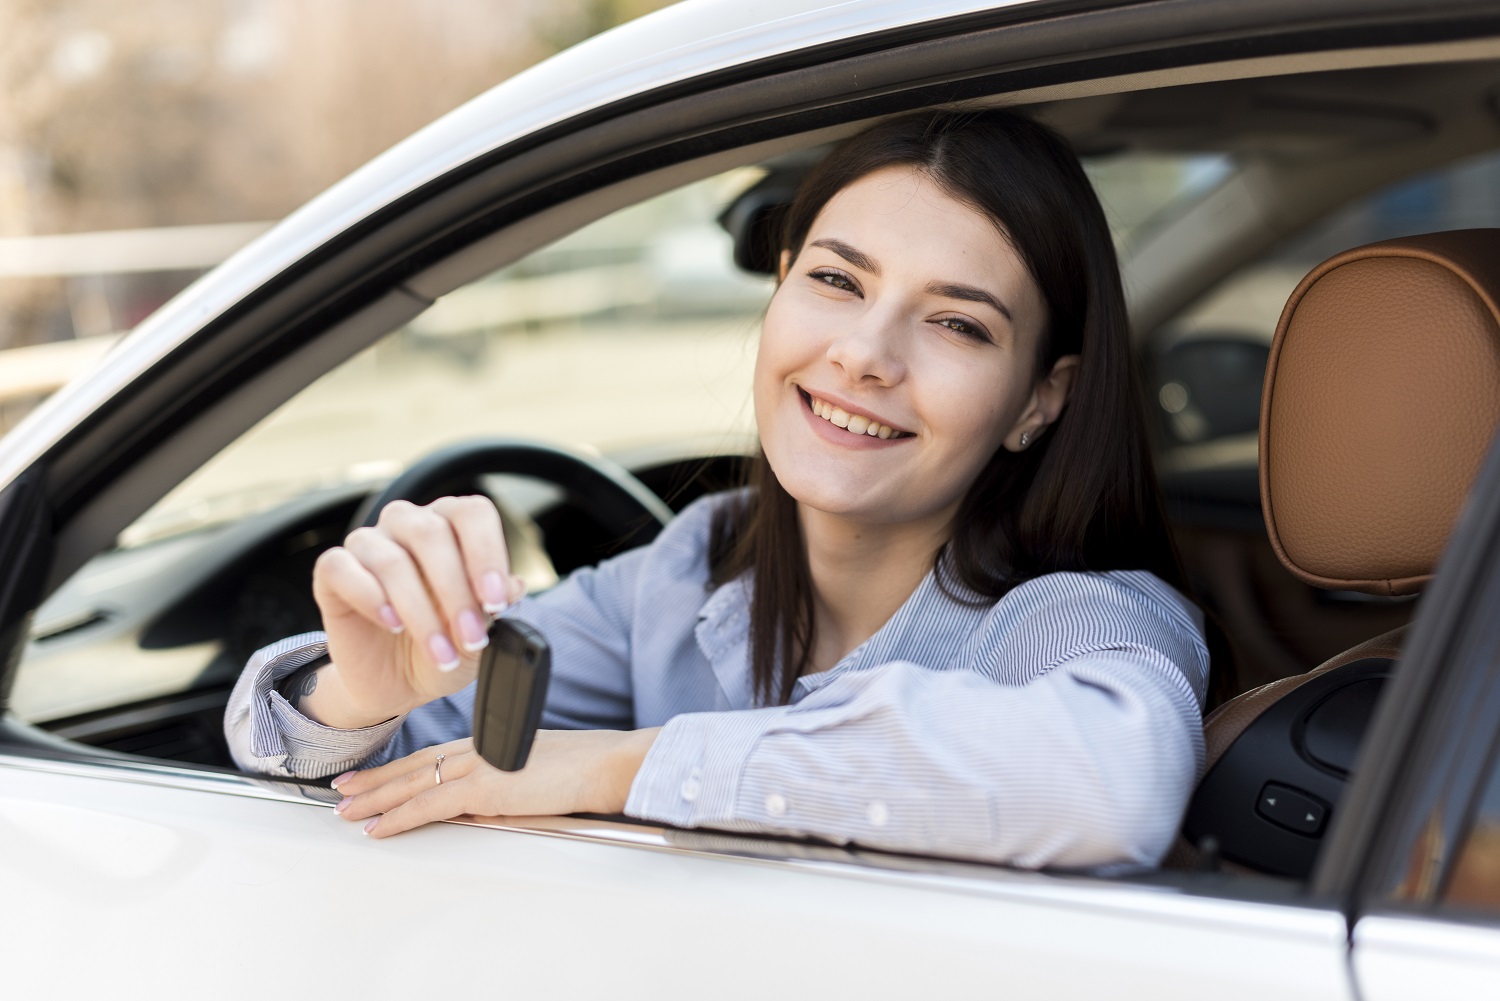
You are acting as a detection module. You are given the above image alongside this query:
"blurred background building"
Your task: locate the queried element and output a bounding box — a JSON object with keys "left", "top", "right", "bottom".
{"left": 0, "top": 0, "right": 675, "bottom": 428}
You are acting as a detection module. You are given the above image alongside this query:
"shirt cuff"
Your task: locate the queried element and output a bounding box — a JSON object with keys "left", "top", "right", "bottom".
{"left": 623, "top": 709, "right": 774, "bottom": 827}
{"left": 243, "top": 631, "right": 406, "bottom": 778}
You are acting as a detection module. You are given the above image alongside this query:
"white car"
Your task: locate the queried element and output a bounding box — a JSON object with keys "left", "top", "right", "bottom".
{"left": 3, "top": 1, "right": 1500, "bottom": 996}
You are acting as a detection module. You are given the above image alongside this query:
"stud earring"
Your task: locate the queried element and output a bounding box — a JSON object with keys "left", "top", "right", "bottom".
{"left": 1019, "top": 431, "right": 1030, "bottom": 448}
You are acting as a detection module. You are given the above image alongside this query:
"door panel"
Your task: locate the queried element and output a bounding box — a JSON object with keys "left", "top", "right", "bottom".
{"left": 1353, "top": 915, "right": 1500, "bottom": 998}
{"left": 0, "top": 754, "right": 1356, "bottom": 999}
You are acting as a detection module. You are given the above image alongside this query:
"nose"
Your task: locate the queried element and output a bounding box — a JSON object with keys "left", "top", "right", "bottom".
{"left": 826, "top": 300, "right": 906, "bottom": 386}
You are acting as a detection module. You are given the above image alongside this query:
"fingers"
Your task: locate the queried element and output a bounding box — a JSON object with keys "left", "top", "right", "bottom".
{"left": 312, "top": 546, "right": 405, "bottom": 634}
{"left": 428, "top": 495, "right": 520, "bottom": 615}
{"left": 341, "top": 498, "right": 495, "bottom": 670}
{"left": 318, "top": 496, "right": 526, "bottom": 673}
{"left": 334, "top": 744, "right": 486, "bottom": 836}
{"left": 343, "top": 523, "right": 466, "bottom": 671}
{"left": 362, "top": 779, "right": 474, "bottom": 839}
{"left": 334, "top": 737, "right": 471, "bottom": 796}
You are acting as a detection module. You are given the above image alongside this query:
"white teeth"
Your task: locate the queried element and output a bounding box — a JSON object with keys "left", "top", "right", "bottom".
{"left": 808, "top": 395, "right": 902, "bottom": 440}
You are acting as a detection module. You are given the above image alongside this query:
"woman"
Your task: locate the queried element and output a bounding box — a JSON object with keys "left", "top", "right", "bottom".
{"left": 225, "top": 109, "right": 1209, "bottom": 870}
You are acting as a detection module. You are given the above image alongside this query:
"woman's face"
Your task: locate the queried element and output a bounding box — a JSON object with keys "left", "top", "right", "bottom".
{"left": 755, "top": 165, "right": 1072, "bottom": 529}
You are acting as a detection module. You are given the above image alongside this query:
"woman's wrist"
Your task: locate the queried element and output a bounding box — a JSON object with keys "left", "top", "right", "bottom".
{"left": 598, "top": 727, "right": 661, "bottom": 813}
{"left": 291, "top": 662, "right": 404, "bottom": 730}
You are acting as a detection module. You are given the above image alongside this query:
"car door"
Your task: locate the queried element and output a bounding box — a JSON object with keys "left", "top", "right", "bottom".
{"left": 1, "top": 747, "right": 1362, "bottom": 999}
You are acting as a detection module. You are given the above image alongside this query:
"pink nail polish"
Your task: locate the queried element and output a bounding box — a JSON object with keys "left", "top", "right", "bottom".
{"left": 458, "top": 609, "right": 488, "bottom": 652}
{"left": 363, "top": 817, "right": 379, "bottom": 835}
{"left": 378, "top": 604, "right": 404, "bottom": 634}
{"left": 481, "top": 571, "right": 508, "bottom": 614}
{"left": 331, "top": 770, "right": 356, "bottom": 790}
{"left": 335, "top": 797, "right": 354, "bottom": 814}
{"left": 429, "top": 633, "right": 460, "bottom": 672}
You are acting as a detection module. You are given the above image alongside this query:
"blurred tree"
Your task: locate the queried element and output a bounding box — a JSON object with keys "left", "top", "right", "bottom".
{"left": 0, "top": 0, "right": 678, "bottom": 349}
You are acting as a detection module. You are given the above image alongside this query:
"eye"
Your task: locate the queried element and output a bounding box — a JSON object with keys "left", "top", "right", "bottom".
{"left": 935, "top": 316, "right": 991, "bottom": 343}
{"left": 808, "top": 268, "right": 860, "bottom": 295}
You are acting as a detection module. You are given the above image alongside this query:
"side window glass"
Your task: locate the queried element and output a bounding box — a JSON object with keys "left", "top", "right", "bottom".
{"left": 1444, "top": 742, "right": 1500, "bottom": 913}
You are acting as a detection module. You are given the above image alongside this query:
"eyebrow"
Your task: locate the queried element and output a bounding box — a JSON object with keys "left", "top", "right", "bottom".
{"left": 925, "top": 281, "right": 1013, "bottom": 323}
{"left": 809, "top": 238, "right": 880, "bottom": 275}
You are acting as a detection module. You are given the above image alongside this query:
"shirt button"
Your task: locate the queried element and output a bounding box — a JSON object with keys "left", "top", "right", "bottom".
{"left": 680, "top": 778, "right": 700, "bottom": 801}
{"left": 765, "top": 793, "right": 788, "bottom": 817}
{"left": 866, "top": 800, "right": 890, "bottom": 828}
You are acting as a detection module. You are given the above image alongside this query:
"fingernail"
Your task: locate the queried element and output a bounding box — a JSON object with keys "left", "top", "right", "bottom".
{"left": 429, "top": 633, "right": 460, "bottom": 672}
{"left": 481, "top": 571, "right": 508, "bottom": 614}
{"left": 335, "top": 797, "right": 354, "bottom": 815}
{"left": 378, "top": 604, "right": 405, "bottom": 634}
{"left": 363, "top": 817, "right": 379, "bottom": 836}
{"left": 331, "top": 770, "right": 356, "bottom": 790}
{"left": 458, "top": 609, "right": 488, "bottom": 652}
{"left": 509, "top": 574, "right": 528, "bottom": 601}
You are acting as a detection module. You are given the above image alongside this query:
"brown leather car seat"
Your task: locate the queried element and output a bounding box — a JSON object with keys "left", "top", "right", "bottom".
{"left": 1172, "top": 230, "right": 1500, "bottom": 876}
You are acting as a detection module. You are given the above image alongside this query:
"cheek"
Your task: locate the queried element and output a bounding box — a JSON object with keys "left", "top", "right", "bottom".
{"left": 755, "top": 290, "right": 819, "bottom": 387}
{"left": 928, "top": 361, "right": 1020, "bottom": 447}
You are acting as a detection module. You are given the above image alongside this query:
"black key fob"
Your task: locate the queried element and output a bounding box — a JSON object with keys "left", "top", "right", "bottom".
{"left": 472, "top": 618, "right": 550, "bottom": 771}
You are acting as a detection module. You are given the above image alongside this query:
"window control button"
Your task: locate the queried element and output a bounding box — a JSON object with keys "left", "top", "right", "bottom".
{"left": 1256, "top": 782, "right": 1329, "bottom": 836}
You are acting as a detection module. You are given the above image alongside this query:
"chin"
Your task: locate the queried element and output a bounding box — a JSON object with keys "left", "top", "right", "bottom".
{"left": 778, "top": 472, "right": 908, "bottom": 524}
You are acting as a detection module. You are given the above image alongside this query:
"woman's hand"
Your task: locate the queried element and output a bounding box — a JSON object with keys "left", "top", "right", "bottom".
{"left": 304, "top": 496, "right": 526, "bottom": 729}
{"left": 331, "top": 729, "right": 661, "bottom": 838}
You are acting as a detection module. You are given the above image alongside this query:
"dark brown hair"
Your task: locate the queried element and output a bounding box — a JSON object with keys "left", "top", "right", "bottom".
{"left": 710, "top": 109, "right": 1183, "bottom": 705}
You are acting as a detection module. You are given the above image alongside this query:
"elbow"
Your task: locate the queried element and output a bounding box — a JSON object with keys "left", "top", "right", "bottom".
{"left": 1058, "top": 718, "right": 1200, "bottom": 870}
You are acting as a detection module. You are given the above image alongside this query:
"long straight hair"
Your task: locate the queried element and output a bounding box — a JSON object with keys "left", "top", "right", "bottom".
{"left": 710, "top": 110, "right": 1183, "bottom": 705}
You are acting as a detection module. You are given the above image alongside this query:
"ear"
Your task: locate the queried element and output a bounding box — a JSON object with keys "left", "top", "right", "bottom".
{"left": 1005, "top": 354, "right": 1080, "bottom": 451}
{"left": 777, "top": 248, "right": 791, "bottom": 282}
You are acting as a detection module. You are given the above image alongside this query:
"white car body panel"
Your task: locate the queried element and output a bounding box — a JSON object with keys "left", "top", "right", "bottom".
{"left": 0, "top": 754, "right": 1352, "bottom": 999}
{"left": 0, "top": 0, "right": 1036, "bottom": 492}
{"left": 1352, "top": 915, "right": 1500, "bottom": 998}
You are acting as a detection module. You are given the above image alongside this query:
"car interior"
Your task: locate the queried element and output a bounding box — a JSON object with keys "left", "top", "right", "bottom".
{"left": 10, "top": 53, "right": 1500, "bottom": 886}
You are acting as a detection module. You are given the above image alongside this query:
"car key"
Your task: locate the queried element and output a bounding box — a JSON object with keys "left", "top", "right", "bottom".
{"left": 472, "top": 618, "right": 551, "bottom": 771}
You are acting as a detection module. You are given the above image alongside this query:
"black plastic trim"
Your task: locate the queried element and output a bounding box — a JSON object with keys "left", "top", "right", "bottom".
{"left": 0, "top": 469, "right": 54, "bottom": 711}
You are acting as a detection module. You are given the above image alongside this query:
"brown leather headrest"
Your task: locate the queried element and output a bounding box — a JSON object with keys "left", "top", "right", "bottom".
{"left": 1260, "top": 230, "right": 1500, "bottom": 595}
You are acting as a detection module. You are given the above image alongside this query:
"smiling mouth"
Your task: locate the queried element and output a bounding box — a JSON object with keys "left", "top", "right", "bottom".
{"left": 799, "top": 388, "right": 913, "bottom": 439}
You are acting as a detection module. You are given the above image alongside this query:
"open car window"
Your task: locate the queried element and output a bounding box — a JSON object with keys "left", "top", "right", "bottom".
{"left": 12, "top": 146, "right": 1231, "bottom": 740}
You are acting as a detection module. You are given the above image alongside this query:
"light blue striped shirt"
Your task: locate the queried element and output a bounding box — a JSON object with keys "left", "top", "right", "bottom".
{"left": 225, "top": 490, "right": 1209, "bottom": 869}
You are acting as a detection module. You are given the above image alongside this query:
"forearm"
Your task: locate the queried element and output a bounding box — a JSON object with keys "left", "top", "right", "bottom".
{"left": 625, "top": 654, "right": 1204, "bottom": 869}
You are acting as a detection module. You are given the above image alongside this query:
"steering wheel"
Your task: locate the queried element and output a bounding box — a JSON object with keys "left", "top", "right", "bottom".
{"left": 349, "top": 439, "right": 675, "bottom": 553}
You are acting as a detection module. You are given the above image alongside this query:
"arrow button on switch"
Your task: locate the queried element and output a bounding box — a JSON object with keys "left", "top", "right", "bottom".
{"left": 1255, "top": 782, "right": 1329, "bottom": 836}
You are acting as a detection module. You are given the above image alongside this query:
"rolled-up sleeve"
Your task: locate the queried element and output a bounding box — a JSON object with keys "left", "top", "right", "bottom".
{"left": 224, "top": 632, "right": 407, "bottom": 778}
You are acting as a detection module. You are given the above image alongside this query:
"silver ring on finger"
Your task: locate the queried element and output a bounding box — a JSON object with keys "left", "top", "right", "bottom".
{"left": 434, "top": 753, "right": 447, "bottom": 785}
